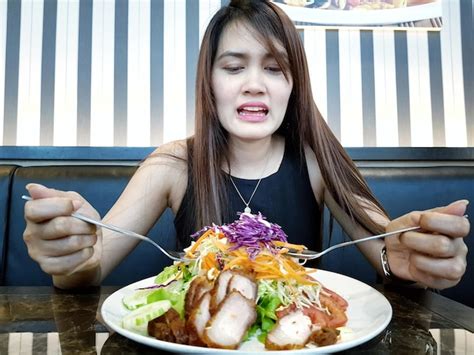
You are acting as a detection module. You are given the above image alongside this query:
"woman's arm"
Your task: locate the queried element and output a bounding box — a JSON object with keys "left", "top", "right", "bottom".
{"left": 23, "top": 140, "right": 188, "bottom": 289}
{"left": 322, "top": 190, "right": 388, "bottom": 276}
{"left": 304, "top": 145, "right": 388, "bottom": 274}
{"left": 98, "top": 141, "right": 188, "bottom": 281}
{"left": 304, "top": 146, "right": 470, "bottom": 288}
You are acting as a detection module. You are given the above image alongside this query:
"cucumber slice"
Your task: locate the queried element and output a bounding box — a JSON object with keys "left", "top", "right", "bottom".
{"left": 122, "top": 300, "right": 172, "bottom": 335}
{"left": 122, "top": 289, "right": 156, "bottom": 310}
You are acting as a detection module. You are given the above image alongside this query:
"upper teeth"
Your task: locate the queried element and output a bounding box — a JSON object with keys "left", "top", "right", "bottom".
{"left": 241, "top": 107, "right": 266, "bottom": 111}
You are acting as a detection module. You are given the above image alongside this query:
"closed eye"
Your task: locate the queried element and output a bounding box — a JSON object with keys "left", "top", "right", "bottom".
{"left": 265, "top": 66, "right": 283, "bottom": 73}
{"left": 223, "top": 66, "right": 244, "bottom": 73}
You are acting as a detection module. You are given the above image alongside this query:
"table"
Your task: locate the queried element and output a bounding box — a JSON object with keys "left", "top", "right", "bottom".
{"left": 0, "top": 284, "right": 472, "bottom": 354}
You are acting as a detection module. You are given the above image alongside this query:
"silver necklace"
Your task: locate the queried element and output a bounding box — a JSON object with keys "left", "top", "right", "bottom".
{"left": 228, "top": 150, "right": 271, "bottom": 214}
{"left": 229, "top": 176, "right": 263, "bottom": 214}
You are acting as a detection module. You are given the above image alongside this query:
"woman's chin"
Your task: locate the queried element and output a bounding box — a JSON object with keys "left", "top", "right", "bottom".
{"left": 228, "top": 127, "right": 279, "bottom": 141}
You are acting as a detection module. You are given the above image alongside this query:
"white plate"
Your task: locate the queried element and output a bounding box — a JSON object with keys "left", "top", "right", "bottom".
{"left": 101, "top": 270, "right": 392, "bottom": 354}
{"left": 273, "top": 1, "right": 442, "bottom": 26}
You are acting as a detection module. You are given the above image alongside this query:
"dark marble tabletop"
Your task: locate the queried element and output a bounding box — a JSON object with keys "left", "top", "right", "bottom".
{"left": 0, "top": 284, "right": 472, "bottom": 354}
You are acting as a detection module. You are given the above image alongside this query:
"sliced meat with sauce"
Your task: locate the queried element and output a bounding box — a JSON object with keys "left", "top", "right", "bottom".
{"left": 185, "top": 276, "right": 213, "bottom": 318}
{"left": 166, "top": 308, "right": 188, "bottom": 344}
{"left": 309, "top": 327, "right": 340, "bottom": 347}
{"left": 184, "top": 276, "right": 203, "bottom": 318}
{"left": 203, "top": 291, "right": 257, "bottom": 349}
{"left": 226, "top": 272, "right": 258, "bottom": 302}
{"left": 148, "top": 308, "right": 187, "bottom": 344}
{"left": 276, "top": 293, "right": 347, "bottom": 329}
{"left": 148, "top": 316, "right": 175, "bottom": 342}
{"left": 194, "top": 278, "right": 213, "bottom": 305}
{"left": 209, "top": 269, "right": 234, "bottom": 313}
{"left": 187, "top": 292, "right": 212, "bottom": 346}
{"left": 265, "top": 310, "right": 312, "bottom": 350}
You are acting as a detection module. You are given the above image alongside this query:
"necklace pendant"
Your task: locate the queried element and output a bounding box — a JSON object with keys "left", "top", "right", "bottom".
{"left": 244, "top": 206, "right": 251, "bottom": 214}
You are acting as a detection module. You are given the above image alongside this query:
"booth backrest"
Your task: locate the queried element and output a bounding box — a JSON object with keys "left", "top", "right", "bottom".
{"left": 0, "top": 165, "right": 17, "bottom": 281}
{"left": 0, "top": 147, "right": 473, "bottom": 308}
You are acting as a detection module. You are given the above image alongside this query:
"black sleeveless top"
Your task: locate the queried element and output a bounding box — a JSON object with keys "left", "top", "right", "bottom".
{"left": 174, "top": 142, "right": 322, "bottom": 258}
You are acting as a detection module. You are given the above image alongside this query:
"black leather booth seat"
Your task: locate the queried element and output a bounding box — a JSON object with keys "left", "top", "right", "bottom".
{"left": 0, "top": 165, "right": 17, "bottom": 283}
{"left": 0, "top": 147, "right": 473, "bottom": 308}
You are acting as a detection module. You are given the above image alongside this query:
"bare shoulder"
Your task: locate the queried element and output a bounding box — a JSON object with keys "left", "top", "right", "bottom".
{"left": 303, "top": 144, "right": 324, "bottom": 205}
{"left": 144, "top": 140, "right": 188, "bottom": 164}
{"left": 137, "top": 139, "right": 189, "bottom": 213}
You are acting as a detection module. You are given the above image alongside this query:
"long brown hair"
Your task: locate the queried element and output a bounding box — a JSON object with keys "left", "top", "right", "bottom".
{"left": 189, "top": 0, "right": 387, "bottom": 234}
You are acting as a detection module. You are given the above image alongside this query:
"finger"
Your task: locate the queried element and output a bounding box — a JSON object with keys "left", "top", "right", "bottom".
{"left": 26, "top": 183, "right": 72, "bottom": 200}
{"left": 25, "top": 198, "right": 82, "bottom": 223}
{"left": 419, "top": 212, "right": 470, "bottom": 238}
{"left": 409, "top": 252, "right": 467, "bottom": 282}
{"left": 39, "top": 247, "right": 95, "bottom": 276}
{"left": 386, "top": 211, "right": 422, "bottom": 234}
{"left": 35, "top": 234, "right": 98, "bottom": 257}
{"left": 408, "top": 267, "right": 461, "bottom": 290}
{"left": 23, "top": 218, "right": 96, "bottom": 252}
{"left": 400, "top": 231, "right": 457, "bottom": 257}
{"left": 38, "top": 216, "right": 96, "bottom": 240}
{"left": 428, "top": 199, "right": 469, "bottom": 216}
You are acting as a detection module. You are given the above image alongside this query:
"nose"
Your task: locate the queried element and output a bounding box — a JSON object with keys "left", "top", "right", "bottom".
{"left": 242, "top": 68, "right": 266, "bottom": 95}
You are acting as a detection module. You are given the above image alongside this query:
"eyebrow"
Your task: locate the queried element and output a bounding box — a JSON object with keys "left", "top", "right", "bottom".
{"left": 215, "top": 50, "right": 288, "bottom": 62}
{"left": 215, "top": 51, "right": 247, "bottom": 61}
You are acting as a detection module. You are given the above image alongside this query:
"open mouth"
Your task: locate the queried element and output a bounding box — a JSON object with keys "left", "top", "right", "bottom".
{"left": 237, "top": 107, "right": 269, "bottom": 116}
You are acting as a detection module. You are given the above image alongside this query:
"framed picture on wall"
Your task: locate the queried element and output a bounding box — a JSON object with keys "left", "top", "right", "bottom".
{"left": 271, "top": 0, "right": 443, "bottom": 30}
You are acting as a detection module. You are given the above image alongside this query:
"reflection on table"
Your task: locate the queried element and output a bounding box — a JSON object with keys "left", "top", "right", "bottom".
{"left": 0, "top": 285, "right": 472, "bottom": 354}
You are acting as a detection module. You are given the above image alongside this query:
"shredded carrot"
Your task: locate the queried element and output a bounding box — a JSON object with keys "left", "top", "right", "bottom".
{"left": 200, "top": 252, "right": 215, "bottom": 270}
{"left": 185, "top": 228, "right": 215, "bottom": 257}
{"left": 188, "top": 232, "right": 316, "bottom": 285}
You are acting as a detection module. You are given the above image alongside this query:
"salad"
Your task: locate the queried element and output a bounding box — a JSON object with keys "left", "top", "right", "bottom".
{"left": 121, "top": 212, "right": 348, "bottom": 350}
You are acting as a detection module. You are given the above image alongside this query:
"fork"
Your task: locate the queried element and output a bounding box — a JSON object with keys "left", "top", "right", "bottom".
{"left": 284, "top": 226, "right": 419, "bottom": 260}
{"left": 22, "top": 195, "right": 189, "bottom": 262}
{"left": 286, "top": 215, "right": 467, "bottom": 260}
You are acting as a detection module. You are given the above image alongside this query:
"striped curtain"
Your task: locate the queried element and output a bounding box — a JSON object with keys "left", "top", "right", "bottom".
{"left": 0, "top": 0, "right": 472, "bottom": 147}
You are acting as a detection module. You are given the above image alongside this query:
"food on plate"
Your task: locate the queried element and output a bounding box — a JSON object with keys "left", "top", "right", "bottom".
{"left": 276, "top": 0, "right": 436, "bottom": 10}
{"left": 121, "top": 212, "right": 348, "bottom": 350}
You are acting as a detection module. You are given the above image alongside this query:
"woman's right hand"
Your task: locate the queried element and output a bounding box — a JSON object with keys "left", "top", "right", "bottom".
{"left": 23, "top": 183, "right": 102, "bottom": 279}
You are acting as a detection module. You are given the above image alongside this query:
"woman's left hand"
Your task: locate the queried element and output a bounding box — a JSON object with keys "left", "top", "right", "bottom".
{"left": 384, "top": 200, "right": 470, "bottom": 289}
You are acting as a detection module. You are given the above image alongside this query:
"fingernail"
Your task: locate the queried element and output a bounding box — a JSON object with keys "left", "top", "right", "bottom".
{"left": 456, "top": 199, "right": 469, "bottom": 206}
{"left": 26, "top": 183, "right": 43, "bottom": 191}
{"left": 72, "top": 200, "right": 83, "bottom": 210}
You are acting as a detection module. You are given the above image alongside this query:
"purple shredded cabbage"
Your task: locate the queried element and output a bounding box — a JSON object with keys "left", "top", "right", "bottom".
{"left": 191, "top": 212, "right": 288, "bottom": 260}
{"left": 136, "top": 279, "right": 177, "bottom": 290}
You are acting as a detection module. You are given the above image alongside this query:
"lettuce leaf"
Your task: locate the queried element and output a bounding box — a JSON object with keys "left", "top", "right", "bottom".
{"left": 147, "top": 279, "right": 187, "bottom": 318}
{"left": 244, "top": 293, "right": 281, "bottom": 343}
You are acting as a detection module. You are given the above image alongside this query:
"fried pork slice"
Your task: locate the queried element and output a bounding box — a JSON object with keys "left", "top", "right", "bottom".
{"left": 148, "top": 308, "right": 187, "bottom": 344}
{"left": 187, "top": 292, "right": 212, "bottom": 346}
{"left": 209, "top": 269, "right": 234, "bottom": 312}
{"left": 184, "top": 276, "right": 202, "bottom": 318}
{"left": 265, "top": 310, "right": 312, "bottom": 350}
{"left": 148, "top": 315, "right": 174, "bottom": 342}
{"left": 194, "top": 278, "right": 213, "bottom": 304}
{"left": 309, "top": 327, "right": 340, "bottom": 347}
{"left": 226, "top": 272, "right": 258, "bottom": 302}
{"left": 203, "top": 291, "right": 257, "bottom": 349}
{"left": 165, "top": 308, "right": 188, "bottom": 344}
{"left": 184, "top": 276, "right": 212, "bottom": 318}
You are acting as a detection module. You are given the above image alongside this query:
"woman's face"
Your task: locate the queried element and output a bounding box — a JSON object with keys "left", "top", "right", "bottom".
{"left": 211, "top": 23, "right": 293, "bottom": 142}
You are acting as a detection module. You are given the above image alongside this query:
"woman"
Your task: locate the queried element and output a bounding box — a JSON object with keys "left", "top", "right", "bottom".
{"left": 23, "top": 0, "right": 469, "bottom": 290}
